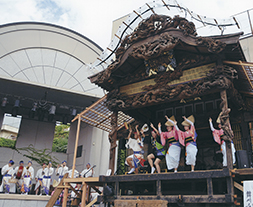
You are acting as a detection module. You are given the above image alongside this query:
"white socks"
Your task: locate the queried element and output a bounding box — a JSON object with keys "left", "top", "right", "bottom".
{"left": 128, "top": 168, "right": 135, "bottom": 174}
{"left": 151, "top": 167, "right": 156, "bottom": 174}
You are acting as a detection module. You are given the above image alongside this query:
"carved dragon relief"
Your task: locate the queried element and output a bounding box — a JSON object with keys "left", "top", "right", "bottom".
{"left": 106, "top": 65, "right": 244, "bottom": 111}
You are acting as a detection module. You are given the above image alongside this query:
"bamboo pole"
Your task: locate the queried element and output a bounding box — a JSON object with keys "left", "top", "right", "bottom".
{"left": 72, "top": 115, "right": 81, "bottom": 178}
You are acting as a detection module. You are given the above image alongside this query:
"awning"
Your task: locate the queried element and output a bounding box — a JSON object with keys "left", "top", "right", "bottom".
{"left": 71, "top": 95, "right": 134, "bottom": 132}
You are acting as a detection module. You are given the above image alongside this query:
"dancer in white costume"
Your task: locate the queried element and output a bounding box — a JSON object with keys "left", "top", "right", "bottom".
{"left": 0, "top": 160, "right": 15, "bottom": 194}
{"left": 42, "top": 162, "right": 54, "bottom": 195}
{"left": 55, "top": 160, "right": 68, "bottom": 182}
{"left": 125, "top": 125, "right": 144, "bottom": 174}
{"left": 35, "top": 163, "right": 46, "bottom": 195}
{"left": 14, "top": 160, "right": 25, "bottom": 193}
{"left": 22, "top": 161, "right": 34, "bottom": 195}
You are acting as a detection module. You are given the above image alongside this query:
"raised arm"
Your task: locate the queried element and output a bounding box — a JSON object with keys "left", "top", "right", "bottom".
{"left": 150, "top": 123, "right": 159, "bottom": 135}
{"left": 209, "top": 117, "right": 215, "bottom": 131}
{"left": 183, "top": 116, "right": 194, "bottom": 126}
{"left": 127, "top": 128, "right": 132, "bottom": 140}
{"left": 135, "top": 125, "right": 141, "bottom": 140}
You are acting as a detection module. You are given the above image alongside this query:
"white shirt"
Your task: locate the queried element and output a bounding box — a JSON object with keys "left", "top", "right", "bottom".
{"left": 81, "top": 168, "right": 93, "bottom": 178}
{"left": 35, "top": 168, "right": 45, "bottom": 179}
{"left": 44, "top": 167, "right": 54, "bottom": 177}
{"left": 125, "top": 138, "right": 143, "bottom": 152}
{"left": 56, "top": 166, "right": 68, "bottom": 177}
{"left": 22, "top": 166, "right": 34, "bottom": 179}
{"left": 67, "top": 169, "right": 79, "bottom": 178}
{"left": 1, "top": 164, "right": 15, "bottom": 176}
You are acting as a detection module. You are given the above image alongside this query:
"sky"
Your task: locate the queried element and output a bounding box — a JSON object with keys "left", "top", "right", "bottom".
{"left": 0, "top": 0, "right": 253, "bottom": 50}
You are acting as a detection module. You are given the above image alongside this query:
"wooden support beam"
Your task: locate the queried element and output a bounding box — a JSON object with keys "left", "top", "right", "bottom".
{"left": 57, "top": 185, "right": 71, "bottom": 189}
{"left": 62, "top": 186, "right": 69, "bottom": 207}
{"left": 223, "top": 60, "right": 253, "bottom": 67}
{"left": 69, "top": 185, "right": 82, "bottom": 198}
{"left": 81, "top": 182, "right": 87, "bottom": 207}
{"left": 234, "top": 181, "right": 244, "bottom": 192}
{"left": 220, "top": 90, "right": 233, "bottom": 170}
{"left": 86, "top": 197, "right": 98, "bottom": 207}
{"left": 46, "top": 173, "right": 68, "bottom": 207}
{"left": 207, "top": 178, "right": 213, "bottom": 196}
{"left": 72, "top": 115, "right": 81, "bottom": 178}
{"left": 109, "top": 110, "right": 118, "bottom": 174}
{"left": 64, "top": 177, "right": 99, "bottom": 183}
{"left": 156, "top": 180, "right": 162, "bottom": 197}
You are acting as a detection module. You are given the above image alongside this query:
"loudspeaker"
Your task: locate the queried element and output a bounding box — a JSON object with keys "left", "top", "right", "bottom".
{"left": 236, "top": 150, "right": 249, "bottom": 169}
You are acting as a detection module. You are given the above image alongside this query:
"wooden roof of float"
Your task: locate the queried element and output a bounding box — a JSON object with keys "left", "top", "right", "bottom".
{"left": 87, "top": 14, "right": 253, "bottom": 118}
{"left": 72, "top": 95, "right": 134, "bottom": 132}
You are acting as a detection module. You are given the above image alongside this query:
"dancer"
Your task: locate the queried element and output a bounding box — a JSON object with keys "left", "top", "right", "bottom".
{"left": 55, "top": 160, "right": 68, "bottom": 182}
{"left": 43, "top": 162, "right": 54, "bottom": 195}
{"left": 14, "top": 160, "right": 25, "bottom": 193}
{"left": 0, "top": 160, "right": 15, "bottom": 194}
{"left": 147, "top": 123, "right": 165, "bottom": 174}
{"left": 176, "top": 115, "right": 198, "bottom": 172}
{"left": 22, "top": 161, "right": 34, "bottom": 195}
{"left": 125, "top": 125, "right": 144, "bottom": 174}
{"left": 35, "top": 163, "right": 46, "bottom": 195}
{"left": 159, "top": 115, "right": 181, "bottom": 173}
{"left": 209, "top": 116, "right": 236, "bottom": 167}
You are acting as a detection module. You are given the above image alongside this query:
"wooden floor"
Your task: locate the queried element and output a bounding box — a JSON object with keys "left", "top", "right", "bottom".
{"left": 100, "top": 168, "right": 244, "bottom": 205}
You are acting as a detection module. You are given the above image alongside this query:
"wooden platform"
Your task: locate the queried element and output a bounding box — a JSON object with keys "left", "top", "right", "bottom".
{"left": 100, "top": 168, "right": 237, "bottom": 205}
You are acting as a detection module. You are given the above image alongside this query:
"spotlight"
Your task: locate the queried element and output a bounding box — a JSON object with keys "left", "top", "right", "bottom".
{"left": 29, "top": 102, "right": 38, "bottom": 119}
{"left": 71, "top": 108, "right": 77, "bottom": 116}
{"left": 12, "top": 99, "right": 20, "bottom": 116}
{"left": 1, "top": 97, "right": 7, "bottom": 107}
{"left": 48, "top": 105, "right": 56, "bottom": 122}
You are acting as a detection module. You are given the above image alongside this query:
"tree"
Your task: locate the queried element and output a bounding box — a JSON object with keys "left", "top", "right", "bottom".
{"left": 52, "top": 123, "right": 69, "bottom": 153}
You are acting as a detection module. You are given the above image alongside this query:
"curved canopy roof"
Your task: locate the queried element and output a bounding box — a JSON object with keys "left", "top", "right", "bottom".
{"left": 0, "top": 22, "right": 104, "bottom": 98}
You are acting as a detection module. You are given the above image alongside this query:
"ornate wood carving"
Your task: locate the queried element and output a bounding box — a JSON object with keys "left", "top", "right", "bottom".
{"left": 196, "top": 37, "right": 226, "bottom": 53}
{"left": 106, "top": 65, "right": 239, "bottom": 111}
{"left": 130, "top": 33, "right": 178, "bottom": 60}
{"left": 116, "top": 14, "right": 197, "bottom": 59}
{"left": 90, "top": 14, "right": 227, "bottom": 90}
{"left": 219, "top": 90, "right": 234, "bottom": 169}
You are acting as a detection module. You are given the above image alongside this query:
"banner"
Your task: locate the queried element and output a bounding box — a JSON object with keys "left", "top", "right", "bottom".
{"left": 244, "top": 181, "right": 253, "bottom": 207}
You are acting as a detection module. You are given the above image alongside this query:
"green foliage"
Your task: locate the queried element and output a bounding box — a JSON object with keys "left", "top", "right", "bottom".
{"left": 52, "top": 124, "right": 69, "bottom": 153}
{"left": 54, "top": 124, "right": 70, "bottom": 139}
{"left": 117, "top": 149, "right": 126, "bottom": 175}
{"left": 52, "top": 137, "right": 68, "bottom": 153}
{"left": 0, "top": 137, "right": 16, "bottom": 149}
{"left": 16, "top": 144, "right": 60, "bottom": 167}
